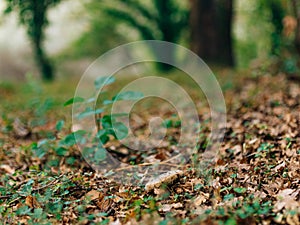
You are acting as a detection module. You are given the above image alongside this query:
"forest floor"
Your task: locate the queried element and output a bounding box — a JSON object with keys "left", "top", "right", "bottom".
{"left": 0, "top": 70, "right": 299, "bottom": 225}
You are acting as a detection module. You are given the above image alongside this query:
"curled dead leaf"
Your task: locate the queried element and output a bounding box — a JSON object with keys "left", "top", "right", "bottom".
{"left": 25, "top": 195, "right": 40, "bottom": 208}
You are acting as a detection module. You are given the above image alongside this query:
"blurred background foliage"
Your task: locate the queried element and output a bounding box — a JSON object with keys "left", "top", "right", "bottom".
{"left": 1, "top": 0, "right": 300, "bottom": 80}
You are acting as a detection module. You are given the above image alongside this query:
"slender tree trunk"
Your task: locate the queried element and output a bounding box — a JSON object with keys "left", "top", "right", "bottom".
{"left": 292, "top": 0, "right": 300, "bottom": 55}
{"left": 32, "top": 0, "right": 54, "bottom": 81}
{"left": 33, "top": 42, "right": 54, "bottom": 81}
{"left": 190, "top": 0, "right": 234, "bottom": 67}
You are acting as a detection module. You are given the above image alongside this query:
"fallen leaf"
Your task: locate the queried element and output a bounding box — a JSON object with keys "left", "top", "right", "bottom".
{"left": 95, "top": 193, "right": 113, "bottom": 213}
{"left": 274, "top": 161, "right": 286, "bottom": 172}
{"left": 193, "top": 192, "right": 210, "bottom": 207}
{"left": 274, "top": 189, "right": 300, "bottom": 212}
{"left": 13, "top": 118, "right": 30, "bottom": 137}
{"left": 0, "top": 164, "right": 15, "bottom": 174}
{"left": 85, "top": 190, "right": 100, "bottom": 201}
{"left": 145, "top": 170, "right": 183, "bottom": 192}
{"left": 25, "top": 195, "right": 40, "bottom": 208}
{"left": 159, "top": 203, "right": 183, "bottom": 212}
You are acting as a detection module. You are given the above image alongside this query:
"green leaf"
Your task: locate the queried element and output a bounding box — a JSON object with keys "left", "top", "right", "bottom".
{"left": 223, "top": 194, "right": 234, "bottom": 201}
{"left": 159, "top": 220, "right": 168, "bottom": 225}
{"left": 101, "top": 115, "right": 113, "bottom": 129}
{"left": 32, "top": 208, "right": 43, "bottom": 219}
{"left": 103, "top": 100, "right": 113, "bottom": 105}
{"left": 64, "top": 97, "right": 84, "bottom": 106}
{"left": 95, "top": 147, "right": 107, "bottom": 162}
{"left": 112, "top": 91, "right": 144, "bottom": 101}
{"left": 62, "top": 133, "right": 76, "bottom": 146}
{"left": 82, "top": 147, "right": 94, "bottom": 156}
{"left": 234, "top": 187, "right": 246, "bottom": 194}
{"left": 97, "top": 130, "right": 110, "bottom": 145}
{"left": 16, "top": 205, "right": 31, "bottom": 216}
{"left": 225, "top": 217, "right": 237, "bottom": 225}
{"left": 77, "top": 107, "right": 104, "bottom": 119}
{"left": 66, "top": 157, "right": 76, "bottom": 165}
{"left": 47, "top": 202, "right": 63, "bottom": 214}
{"left": 56, "top": 120, "right": 64, "bottom": 131}
{"left": 113, "top": 122, "right": 128, "bottom": 140}
{"left": 55, "top": 147, "right": 68, "bottom": 156}
{"left": 163, "top": 119, "right": 173, "bottom": 128}
{"left": 86, "top": 97, "right": 96, "bottom": 103}
{"left": 94, "top": 76, "right": 115, "bottom": 89}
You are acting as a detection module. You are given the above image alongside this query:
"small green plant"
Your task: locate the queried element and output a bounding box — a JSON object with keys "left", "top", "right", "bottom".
{"left": 64, "top": 76, "right": 143, "bottom": 165}
{"left": 255, "top": 143, "right": 274, "bottom": 158}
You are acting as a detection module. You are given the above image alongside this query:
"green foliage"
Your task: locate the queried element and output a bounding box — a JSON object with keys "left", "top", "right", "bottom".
{"left": 64, "top": 97, "right": 85, "bottom": 107}
{"left": 95, "top": 76, "right": 116, "bottom": 90}
{"left": 233, "top": 187, "right": 247, "bottom": 194}
{"left": 234, "top": 0, "right": 271, "bottom": 67}
{"left": 101, "top": 0, "right": 188, "bottom": 71}
{"left": 103, "top": 0, "right": 188, "bottom": 41}
{"left": 59, "top": 2, "right": 127, "bottom": 60}
{"left": 64, "top": 76, "right": 144, "bottom": 164}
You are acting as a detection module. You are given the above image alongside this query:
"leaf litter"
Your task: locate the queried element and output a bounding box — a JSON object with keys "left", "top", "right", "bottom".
{"left": 0, "top": 73, "right": 299, "bottom": 224}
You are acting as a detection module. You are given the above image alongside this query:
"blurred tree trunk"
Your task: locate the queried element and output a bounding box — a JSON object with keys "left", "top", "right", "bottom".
{"left": 32, "top": 1, "right": 54, "bottom": 81}
{"left": 190, "top": 0, "right": 218, "bottom": 63}
{"left": 217, "top": 0, "right": 234, "bottom": 66}
{"left": 268, "top": 0, "right": 285, "bottom": 56}
{"left": 154, "top": 0, "right": 177, "bottom": 71}
{"left": 103, "top": 0, "right": 188, "bottom": 72}
{"left": 4, "top": 0, "right": 60, "bottom": 81}
{"left": 33, "top": 39, "right": 53, "bottom": 81}
{"left": 190, "top": 0, "right": 234, "bottom": 67}
{"left": 292, "top": 0, "right": 300, "bottom": 55}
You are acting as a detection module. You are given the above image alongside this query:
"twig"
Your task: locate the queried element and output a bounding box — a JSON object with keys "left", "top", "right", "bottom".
{"left": 0, "top": 195, "right": 11, "bottom": 200}
{"left": 96, "top": 113, "right": 102, "bottom": 132}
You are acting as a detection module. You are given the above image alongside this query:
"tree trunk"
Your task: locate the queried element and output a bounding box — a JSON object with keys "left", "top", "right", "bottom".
{"left": 190, "top": 0, "right": 218, "bottom": 63}
{"left": 34, "top": 42, "right": 54, "bottom": 81}
{"left": 269, "top": 0, "right": 285, "bottom": 56}
{"left": 292, "top": 0, "right": 300, "bottom": 55}
{"left": 32, "top": 0, "right": 54, "bottom": 81}
{"left": 216, "top": 0, "right": 234, "bottom": 66}
{"left": 190, "top": 0, "right": 234, "bottom": 67}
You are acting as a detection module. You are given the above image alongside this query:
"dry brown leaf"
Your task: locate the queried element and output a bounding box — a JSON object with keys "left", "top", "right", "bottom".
{"left": 109, "top": 219, "right": 122, "bottom": 225}
{"left": 286, "top": 214, "right": 300, "bottom": 225}
{"left": 145, "top": 170, "right": 183, "bottom": 192}
{"left": 274, "top": 189, "right": 300, "bottom": 212}
{"left": 85, "top": 190, "right": 100, "bottom": 201}
{"left": 274, "top": 161, "right": 286, "bottom": 172}
{"left": 0, "top": 164, "right": 15, "bottom": 174}
{"left": 159, "top": 203, "right": 183, "bottom": 212}
{"left": 25, "top": 195, "right": 40, "bottom": 208}
{"left": 95, "top": 193, "right": 113, "bottom": 212}
{"left": 13, "top": 118, "right": 30, "bottom": 137}
{"left": 193, "top": 192, "right": 210, "bottom": 207}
